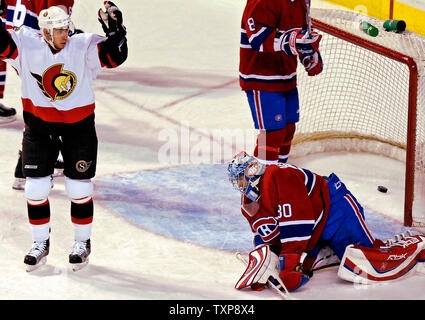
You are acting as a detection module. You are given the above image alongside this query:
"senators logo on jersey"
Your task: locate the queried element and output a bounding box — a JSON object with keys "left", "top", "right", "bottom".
{"left": 31, "top": 64, "right": 77, "bottom": 102}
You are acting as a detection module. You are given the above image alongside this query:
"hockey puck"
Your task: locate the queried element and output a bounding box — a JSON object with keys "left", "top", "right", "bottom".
{"left": 377, "top": 185, "right": 388, "bottom": 193}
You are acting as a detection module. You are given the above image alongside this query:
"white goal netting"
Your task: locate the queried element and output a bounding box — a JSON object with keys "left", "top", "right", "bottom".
{"left": 294, "top": 9, "right": 425, "bottom": 226}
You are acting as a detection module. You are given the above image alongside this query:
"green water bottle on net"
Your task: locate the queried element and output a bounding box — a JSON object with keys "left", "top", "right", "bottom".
{"left": 360, "top": 21, "right": 379, "bottom": 37}
{"left": 383, "top": 19, "right": 406, "bottom": 32}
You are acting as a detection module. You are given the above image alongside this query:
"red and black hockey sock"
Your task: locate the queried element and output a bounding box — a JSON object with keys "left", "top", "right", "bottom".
{"left": 71, "top": 197, "right": 93, "bottom": 241}
{"left": 27, "top": 199, "right": 50, "bottom": 226}
{"left": 71, "top": 197, "right": 93, "bottom": 225}
{"left": 27, "top": 199, "right": 51, "bottom": 241}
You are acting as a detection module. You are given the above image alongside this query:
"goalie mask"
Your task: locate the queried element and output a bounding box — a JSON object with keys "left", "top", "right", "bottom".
{"left": 227, "top": 151, "right": 266, "bottom": 202}
{"left": 38, "top": 6, "right": 75, "bottom": 49}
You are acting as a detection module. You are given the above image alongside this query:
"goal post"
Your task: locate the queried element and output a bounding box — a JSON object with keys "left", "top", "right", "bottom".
{"left": 293, "top": 8, "right": 425, "bottom": 227}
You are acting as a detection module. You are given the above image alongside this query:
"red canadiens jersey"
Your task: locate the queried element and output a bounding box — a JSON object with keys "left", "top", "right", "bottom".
{"left": 2, "top": 0, "right": 74, "bottom": 30}
{"left": 241, "top": 163, "right": 330, "bottom": 255}
{"left": 239, "top": 0, "right": 307, "bottom": 92}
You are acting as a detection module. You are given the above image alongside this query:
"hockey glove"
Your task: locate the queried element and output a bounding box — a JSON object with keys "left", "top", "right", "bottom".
{"left": 278, "top": 29, "right": 323, "bottom": 76}
{"left": 279, "top": 253, "right": 310, "bottom": 291}
{"left": 98, "top": 1, "right": 126, "bottom": 39}
{"left": 235, "top": 245, "right": 281, "bottom": 291}
{"left": 0, "top": 0, "right": 6, "bottom": 16}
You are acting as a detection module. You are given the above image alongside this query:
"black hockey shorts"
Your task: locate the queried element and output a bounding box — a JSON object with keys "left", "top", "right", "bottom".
{"left": 22, "top": 120, "right": 98, "bottom": 179}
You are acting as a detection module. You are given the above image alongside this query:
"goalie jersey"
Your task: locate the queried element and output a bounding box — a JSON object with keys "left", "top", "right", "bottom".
{"left": 1, "top": 26, "right": 108, "bottom": 126}
{"left": 241, "top": 164, "right": 330, "bottom": 255}
{"left": 239, "top": 0, "right": 307, "bottom": 92}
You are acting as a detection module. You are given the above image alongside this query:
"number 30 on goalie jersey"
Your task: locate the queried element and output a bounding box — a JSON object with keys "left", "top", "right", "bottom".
{"left": 245, "top": 164, "right": 329, "bottom": 253}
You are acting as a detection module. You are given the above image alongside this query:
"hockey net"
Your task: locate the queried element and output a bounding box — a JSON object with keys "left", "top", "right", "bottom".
{"left": 294, "top": 8, "right": 425, "bottom": 227}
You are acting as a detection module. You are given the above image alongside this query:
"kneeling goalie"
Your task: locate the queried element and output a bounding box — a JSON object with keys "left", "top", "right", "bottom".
{"left": 228, "top": 152, "right": 425, "bottom": 294}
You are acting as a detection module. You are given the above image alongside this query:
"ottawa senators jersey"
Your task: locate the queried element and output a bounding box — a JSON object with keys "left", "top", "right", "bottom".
{"left": 4, "top": 26, "right": 105, "bottom": 125}
{"left": 2, "top": 0, "right": 74, "bottom": 30}
{"left": 241, "top": 163, "right": 330, "bottom": 255}
{"left": 239, "top": 0, "right": 307, "bottom": 92}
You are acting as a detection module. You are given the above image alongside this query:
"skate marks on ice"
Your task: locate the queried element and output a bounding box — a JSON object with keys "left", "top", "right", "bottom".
{"left": 22, "top": 259, "right": 251, "bottom": 300}
{"left": 96, "top": 66, "right": 238, "bottom": 91}
{"left": 94, "top": 66, "right": 238, "bottom": 117}
{"left": 95, "top": 163, "right": 416, "bottom": 253}
{"left": 92, "top": 66, "right": 241, "bottom": 171}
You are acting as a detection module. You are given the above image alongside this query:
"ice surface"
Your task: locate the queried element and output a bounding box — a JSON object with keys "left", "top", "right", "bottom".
{"left": 0, "top": 0, "right": 424, "bottom": 303}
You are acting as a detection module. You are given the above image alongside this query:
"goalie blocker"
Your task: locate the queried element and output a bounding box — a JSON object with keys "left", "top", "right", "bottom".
{"left": 338, "top": 234, "right": 425, "bottom": 284}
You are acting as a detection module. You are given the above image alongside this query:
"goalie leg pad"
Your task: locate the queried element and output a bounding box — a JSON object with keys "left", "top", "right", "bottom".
{"left": 338, "top": 235, "right": 425, "bottom": 284}
{"left": 235, "top": 245, "right": 280, "bottom": 289}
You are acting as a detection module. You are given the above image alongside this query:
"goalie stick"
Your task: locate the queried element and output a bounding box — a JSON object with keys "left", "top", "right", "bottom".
{"left": 235, "top": 252, "right": 292, "bottom": 300}
{"left": 305, "top": 0, "right": 312, "bottom": 38}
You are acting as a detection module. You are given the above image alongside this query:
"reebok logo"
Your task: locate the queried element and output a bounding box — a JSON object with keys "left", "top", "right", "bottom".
{"left": 387, "top": 253, "right": 407, "bottom": 261}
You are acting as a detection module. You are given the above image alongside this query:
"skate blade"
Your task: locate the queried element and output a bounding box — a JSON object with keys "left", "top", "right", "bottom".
{"left": 52, "top": 169, "right": 64, "bottom": 178}
{"left": 0, "top": 116, "right": 16, "bottom": 124}
{"left": 12, "top": 184, "right": 25, "bottom": 191}
{"left": 71, "top": 258, "right": 89, "bottom": 272}
{"left": 12, "top": 178, "right": 26, "bottom": 190}
{"left": 25, "top": 257, "right": 47, "bottom": 272}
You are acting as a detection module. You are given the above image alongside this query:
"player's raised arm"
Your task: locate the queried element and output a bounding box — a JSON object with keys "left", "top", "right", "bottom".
{"left": 97, "top": 1, "right": 127, "bottom": 68}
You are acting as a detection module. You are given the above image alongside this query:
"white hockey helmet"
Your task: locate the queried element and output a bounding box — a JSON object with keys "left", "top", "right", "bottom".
{"left": 38, "top": 6, "right": 74, "bottom": 49}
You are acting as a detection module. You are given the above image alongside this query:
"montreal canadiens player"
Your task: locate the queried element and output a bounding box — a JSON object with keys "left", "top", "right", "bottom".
{"left": 228, "top": 152, "right": 425, "bottom": 294}
{"left": 0, "top": 1, "right": 127, "bottom": 271}
{"left": 240, "top": 0, "right": 322, "bottom": 166}
{"left": 0, "top": 0, "right": 75, "bottom": 190}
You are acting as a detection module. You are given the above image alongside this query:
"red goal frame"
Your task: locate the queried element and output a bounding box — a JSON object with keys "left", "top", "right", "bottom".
{"left": 311, "top": 17, "right": 419, "bottom": 227}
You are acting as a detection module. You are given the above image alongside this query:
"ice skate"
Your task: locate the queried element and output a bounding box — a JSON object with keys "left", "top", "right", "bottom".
{"left": 0, "top": 103, "right": 16, "bottom": 123}
{"left": 12, "top": 177, "right": 25, "bottom": 190}
{"left": 52, "top": 157, "right": 64, "bottom": 177}
{"left": 69, "top": 239, "right": 91, "bottom": 271}
{"left": 12, "top": 151, "right": 25, "bottom": 190}
{"left": 24, "top": 238, "right": 49, "bottom": 272}
{"left": 310, "top": 246, "right": 340, "bottom": 271}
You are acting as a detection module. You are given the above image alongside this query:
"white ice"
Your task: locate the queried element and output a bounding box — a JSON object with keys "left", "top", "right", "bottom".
{"left": 0, "top": 0, "right": 424, "bottom": 301}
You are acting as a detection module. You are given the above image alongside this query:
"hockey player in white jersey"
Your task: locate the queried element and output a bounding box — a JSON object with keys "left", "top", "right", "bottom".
{"left": 0, "top": 1, "right": 127, "bottom": 271}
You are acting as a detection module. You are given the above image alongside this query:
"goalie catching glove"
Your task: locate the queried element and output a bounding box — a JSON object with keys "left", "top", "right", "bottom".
{"left": 98, "top": 1, "right": 127, "bottom": 39}
{"left": 235, "top": 245, "right": 310, "bottom": 292}
{"left": 276, "top": 29, "right": 323, "bottom": 76}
